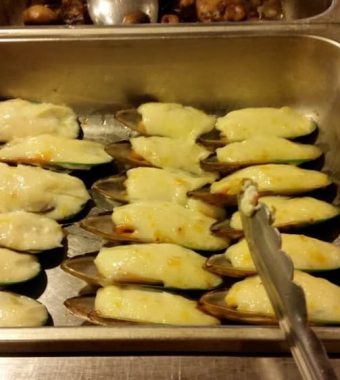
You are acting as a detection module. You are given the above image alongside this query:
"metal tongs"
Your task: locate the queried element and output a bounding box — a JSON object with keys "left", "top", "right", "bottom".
{"left": 239, "top": 180, "right": 337, "bottom": 380}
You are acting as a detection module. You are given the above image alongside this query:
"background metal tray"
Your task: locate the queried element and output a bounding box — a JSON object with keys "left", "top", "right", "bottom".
{"left": 0, "top": 27, "right": 339, "bottom": 354}
{"left": 0, "top": 0, "right": 338, "bottom": 26}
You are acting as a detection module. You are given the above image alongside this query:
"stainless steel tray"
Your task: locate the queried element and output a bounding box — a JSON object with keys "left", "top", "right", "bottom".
{"left": 0, "top": 0, "right": 339, "bottom": 26}
{"left": 0, "top": 27, "right": 339, "bottom": 354}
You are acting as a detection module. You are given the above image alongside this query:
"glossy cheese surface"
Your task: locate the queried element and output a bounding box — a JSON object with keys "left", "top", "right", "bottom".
{"left": 0, "top": 211, "right": 63, "bottom": 252}
{"left": 211, "top": 164, "right": 330, "bottom": 196}
{"left": 130, "top": 136, "right": 215, "bottom": 177}
{"left": 95, "top": 243, "right": 222, "bottom": 289}
{"left": 138, "top": 103, "right": 216, "bottom": 142}
{"left": 225, "top": 271, "right": 340, "bottom": 322}
{"left": 112, "top": 201, "right": 229, "bottom": 251}
{"left": 225, "top": 234, "right": 340, "bottom": 270}
{"left": 216, "top": 107, "right": 316, "bottom": 142}
{"left": 0, "top": 163, "right": 90, "bottom": 220}
{"left": 216, "top": 135, "right": 321, "bottom": 164}
{"left": 230, "top": 196, "right": 339, "bottom": 230}
{"left": 0, "top": 248, "right": 40, "bottom": 285}
{"left": 95, "top": 285, "right": 220, "bottom": 325}
{"left": 0, "top": 98, "right": 79, "bottom": 141}
{"left": 125, "top": 167, "right": 224, "bottom": 219}
{"left": 0, "top": 134, "right": 111, "bottom": 167}
{"left": 0, "top": 291, "right": 48, "bottom": 327}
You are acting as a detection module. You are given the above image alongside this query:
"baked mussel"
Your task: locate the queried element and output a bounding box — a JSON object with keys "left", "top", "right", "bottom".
{"left": 80, "top": 201, "right": 230, "bottom": 251}
{"left": 62, "top": 243, "right": 223, "bottom": 290}
{"left": 0, "top": 291, "right": 48, "bottom": 327}
{"left": 116, "top": 102, "right": 216, "bottom": 143}
{"left": 206, "top": 234, "right": 340, "bottom": 277}
{"left": 190, "top": 164, "right": 332, "bottom": 206}
{"left": 0, "top": 248, "right": 41, "bottom": 287}
{"left": 0, "top": 134, "right": 112, "bottom": 170}
{"left": 0, "top": 98, "right": 80, "bottom": 142}
{"left": 65, "top": 284, "right": 220, "bottom": 326}
{"left": 92, "top": 167, "right": 224, "bottom": 219}
{"left": 105, "top": 137, "right": 216, "bottom": 177}
{"left": 199, "top": 271, "right": 340, "bottom": 325}
{"left": 201, "top": 135, "right": 322, "bottom": 173}
{"left": 199, "top": 106, "right": 317, "bottom": 147}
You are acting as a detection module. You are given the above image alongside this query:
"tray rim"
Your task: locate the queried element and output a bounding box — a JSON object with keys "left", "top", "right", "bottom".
{"left": 1, "top": 326, "right": 340, "bottom": 354}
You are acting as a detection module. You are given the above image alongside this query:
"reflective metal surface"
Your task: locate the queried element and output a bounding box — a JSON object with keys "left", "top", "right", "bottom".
{"left": 0, "top": 30, "right": 339, "bottom": 353}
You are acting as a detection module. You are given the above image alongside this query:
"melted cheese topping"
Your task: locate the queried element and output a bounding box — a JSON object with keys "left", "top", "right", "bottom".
{"left": 216, "top": 135, "right": 321, "bottom": 164}
{"left": 130, "top": 136, "right": 216, "bottom": 177}
{"left": 230, "top": 196, "right": 339, "bottom": 230}
{"left": 0, "top": 211, "right": 63, "bottom": 252}
{"left": 225, "top": 234, "right": 340, "bottom": 270}
{"left": 0, "top": 134, "right": 111, "bottom": 166}
{"left": 112, "top": 201, "right": 229, "bottom": 251}
{"left": 0, "top": 98, "right": 79, "bottom": 142}
{"left": 125, "top": 167, "right": 224, "bottom": 219}
{"left": 0, "top": 248, "right": 40, "bottom": 285}
{"left": 0, "top": 291, "right": 48, "bottom": 327}
{"left": 211, "top": 164, "right": 331, "bottom": 196}
{"left": 216, "top": 107, "right": 316, "bottom": 142}
{"left": 95, "top": 243, "right": 222, "bottom": 289}
{"left": 225, "top": 271, "right": 340, "bottom": 322}
{"left": 0, "top": 163, "right": 90, "bottom": 220}
{"left": 95, "top": 285, "right": 220, "bottom": 325}
{"left": 138, "top": 103, "right": 216, "bottom": 142}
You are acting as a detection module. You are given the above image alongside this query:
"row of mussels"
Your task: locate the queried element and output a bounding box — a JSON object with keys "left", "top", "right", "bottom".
{"left": 0, "top": 98, "right": 113, "bottom": 327}
{"left": 62, "top": 102, "right": 340, "bottom": 326}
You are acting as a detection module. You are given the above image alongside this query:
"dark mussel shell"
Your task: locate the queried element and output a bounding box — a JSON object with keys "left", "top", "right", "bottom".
{"left": 64, "top": 295, "right": 136, "bottom": 326}
{"left": 105, "top": 141, "right": 151, "bottom": 168}
{"left": 92, "top": 174, "right": 128, "bottom": 204}
{"left": 115, "top": 109, "right": 143, "bottom": 134}
{"left": 205, "top": 254, "right": 256, "bottom": 278}
{"left": 199, "top": 289, "right": 277, "bottom": 325}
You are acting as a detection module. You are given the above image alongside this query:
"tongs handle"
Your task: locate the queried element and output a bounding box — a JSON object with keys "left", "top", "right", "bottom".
{"left": 239, "top": 180, "right": 337, "bottom": 380}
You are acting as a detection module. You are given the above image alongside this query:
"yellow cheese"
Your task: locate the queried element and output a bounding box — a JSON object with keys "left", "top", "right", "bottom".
{"left": 211, "top": 164, "right": 331, "bottom": 196}
{"left": 0, "top": 163, "right": 90, "bottom": 220}
{"left": 112, "top": 201, "right": 229, "bottom": 251}
{"left": 0, "top": 211, "right": 63, "bottom": 252}
{"left": 225, "top": 234, "right": 340, "bottom": 270}
{"left": 0, "top": 248, "right": 40, "bottom": 285}
{"left": 216, "top": 107, "right": 315, "bottom": 142}
{"left": 95, "top": 243, "right": 222, "bottom": 289}
{"left": 95, "top": 285, "right": 220, "bottom": 325}
{"left": 0, "top": 98, "right": 79, "bottom": 141}
{"left": 138, "top": 103, "right": 216, "bottom": 142}
{"left": 216, "top": 135, "right": 321, "bottom": 164}
{"left": 225, "top": 271, "right": 340, "bottom": 322}
{"left": 130, "top": 136, "right": 216, "bottom": 177}
{"left": 230, "top": 196, "right": 339, "bottom": 230}
{"left": 0, "top": 291, "right": 48, "bottom": 327}
{"left": 0, "top": 134, "right": 111, "bottom": 166}
{"left": 125, "top": 167, "right": 224, "bottom": 219}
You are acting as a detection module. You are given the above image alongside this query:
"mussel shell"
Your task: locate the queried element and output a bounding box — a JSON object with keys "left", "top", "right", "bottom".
{"left": 92, "top": 175, "right": 128, "bottom": 204}
{"left": 115, "top": 109, "right": 143, "bottom": 134}
{"left": 61, "top": 254, "right": 163, "bottom": 287}
{"left": 200, "top": 155, "right": 310, "bottom": 174}
{"left": 205, "top": 254, "right": 256, "bottom": 278}
{"left": 64, "top": 295, "right": 136, "bottom": 326}
{"left": 199, "top": 289, "right": 277, "bottom": 325}
{"left": 0, "top": 157, "right": 95, "bottom": 171}
{"left": 105, "top": 141, "right": 151, "bottom": 168}
{"left": 80, "top": 214, "right": 152, "bottom": 244}
{"left": 198, "top": 130, "right": 225, "bottom": 149}
{"left": 211, "top": 215, "right": 340, "bottom": 239}
{"left": 188, "top": 187, "right": 237, "bottom": 206}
